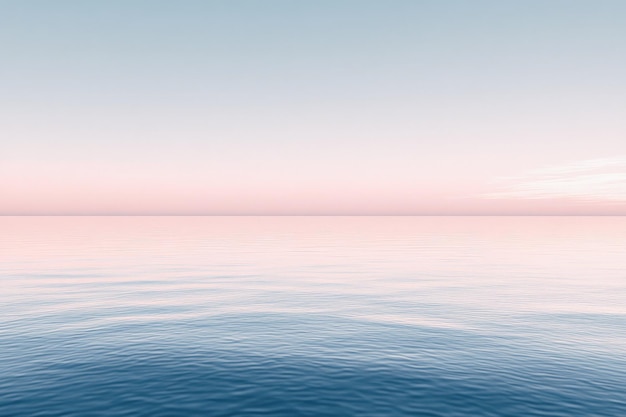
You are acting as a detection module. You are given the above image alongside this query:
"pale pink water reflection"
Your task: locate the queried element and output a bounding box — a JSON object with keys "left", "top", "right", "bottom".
{"left": 2, "top": 216, "right": 625, "bottom": 352}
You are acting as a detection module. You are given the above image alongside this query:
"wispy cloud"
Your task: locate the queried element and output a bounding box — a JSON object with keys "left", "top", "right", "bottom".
{"left": 485, "top": 157, "right": 626, "bottom": 201}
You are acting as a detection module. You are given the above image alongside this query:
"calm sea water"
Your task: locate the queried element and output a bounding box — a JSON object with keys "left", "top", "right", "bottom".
{"left": 1, "top": 216, "right": 625, "bottom": 416}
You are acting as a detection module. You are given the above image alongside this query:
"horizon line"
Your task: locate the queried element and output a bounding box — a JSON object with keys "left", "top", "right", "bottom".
{"left": 2, "top": 214, "right": 625, "bottom": 217}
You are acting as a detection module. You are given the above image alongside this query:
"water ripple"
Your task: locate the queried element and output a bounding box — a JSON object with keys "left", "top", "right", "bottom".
{"left": 1, "top": 217, "right": 625, "bottom": 416}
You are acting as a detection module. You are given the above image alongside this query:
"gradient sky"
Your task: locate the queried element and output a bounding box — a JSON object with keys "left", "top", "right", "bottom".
{"left": 2, "top": 0, "right": 625, "bottom": 215}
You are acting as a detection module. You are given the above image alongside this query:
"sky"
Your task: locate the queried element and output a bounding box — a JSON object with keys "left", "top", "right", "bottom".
{"left": 1, "top": 0, "right": 625, "bottom": 215}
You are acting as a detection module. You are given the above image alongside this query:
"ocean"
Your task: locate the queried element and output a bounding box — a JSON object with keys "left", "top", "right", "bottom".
{"left": 1, "top": 216, "right": 625, "bottom": 416}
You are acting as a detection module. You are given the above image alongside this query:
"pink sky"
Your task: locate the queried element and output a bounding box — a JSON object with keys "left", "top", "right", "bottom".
{"left": 2, "top": 156, "right": 625, "bottom": 215}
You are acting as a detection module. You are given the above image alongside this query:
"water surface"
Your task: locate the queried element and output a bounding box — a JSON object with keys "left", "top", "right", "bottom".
{"left": 1, "top": 217, "right": 625, "bottom": 416}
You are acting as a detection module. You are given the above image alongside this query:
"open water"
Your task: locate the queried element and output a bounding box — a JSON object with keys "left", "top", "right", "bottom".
{"left": 1, "top": 216, "right": 625, "bottom": 416}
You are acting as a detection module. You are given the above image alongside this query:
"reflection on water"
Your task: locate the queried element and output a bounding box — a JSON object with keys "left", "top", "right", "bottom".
{"left": 1, "top": 217, "right": 625, "bottom": 416}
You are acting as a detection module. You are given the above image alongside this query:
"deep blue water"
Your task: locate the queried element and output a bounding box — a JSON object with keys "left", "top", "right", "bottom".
{"left": 1, "top": 217, "right": 625, "bottom": 416}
